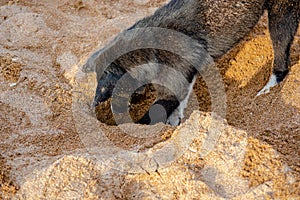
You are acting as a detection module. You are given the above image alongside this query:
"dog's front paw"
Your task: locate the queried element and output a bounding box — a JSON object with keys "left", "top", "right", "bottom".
{"left": 166, "top": 109, "right": 181, "bottom": 126}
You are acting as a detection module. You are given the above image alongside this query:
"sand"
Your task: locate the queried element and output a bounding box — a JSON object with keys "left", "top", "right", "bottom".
{"left": 0, "top": 0, "right": 299, "bottom": 199}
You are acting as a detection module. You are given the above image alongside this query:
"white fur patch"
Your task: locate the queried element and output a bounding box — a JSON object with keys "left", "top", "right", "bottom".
{"left": 167, "top": 76, "right": 197, "bottom": 126}
{"left": 256, "top": 74, "right": 277, "bottom": 96}
{"left": 166, "top": 109, "right": 181, "bottom": 126}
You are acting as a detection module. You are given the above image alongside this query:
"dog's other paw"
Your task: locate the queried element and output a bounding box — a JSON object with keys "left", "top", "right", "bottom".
{"left": 256, "top": 74, "right": 278, "bottom": 96}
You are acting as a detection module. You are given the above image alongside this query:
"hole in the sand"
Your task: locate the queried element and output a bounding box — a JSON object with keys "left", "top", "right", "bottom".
{"left": 90, "top": 84, "right": 175, "bottom": 151}
{"left": 95, "top": 83, "right": 161, "bottom": 126}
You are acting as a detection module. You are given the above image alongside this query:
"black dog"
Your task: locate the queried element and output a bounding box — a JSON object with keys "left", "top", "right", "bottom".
{"left": 83, "top": 0, "right": 300, "bottom": 125}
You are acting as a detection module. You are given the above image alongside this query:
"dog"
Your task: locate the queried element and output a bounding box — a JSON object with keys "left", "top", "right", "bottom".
{"left": 83, "top": 0, "right": 300, "bottom": 126}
